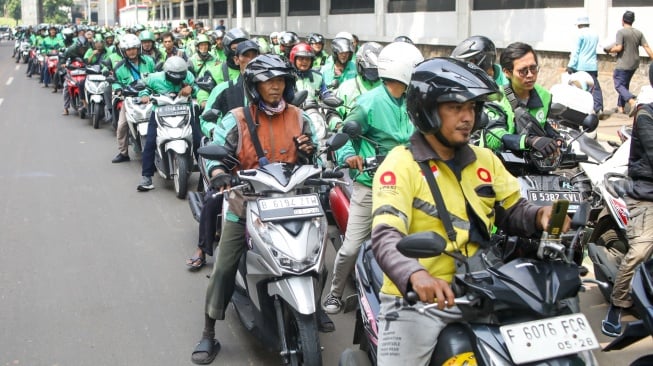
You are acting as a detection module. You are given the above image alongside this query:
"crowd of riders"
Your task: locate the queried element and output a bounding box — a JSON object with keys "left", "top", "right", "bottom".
{"left": 12, "top": 18, "right": 647, "bottom": 365}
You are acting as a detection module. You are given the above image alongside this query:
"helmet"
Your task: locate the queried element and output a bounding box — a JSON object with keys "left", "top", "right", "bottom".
{"left": 244, "top": 54, "right": 296, "bottom": 104}
{"left": 331, "top": 37, "right": 354, "bottom": 61}
{"left": 269, "top": 31, "right": 279, "bottom": 44}
{"left": 334, "top": 31, "right": 354, "bottom": 43}
{"left": 450, "top": 35, "right": 496, "bottom": 73}
{"left": 278, "top": 31, "right": 299, "bottom": 55}
{"left": 377, "top": 42, "right": 424, "bottom": 85}
{"left": 163, "top": 56, "right": 188, "bottom": 84}
{"left": 406, "top": 58, "right": 500, "bottom": 135}
{"left": 214, "top": 29, "right": 225, "bottom": 39}
{"left": 48, "top": 24, "right": 57, "bottom": 31}
{"left": 62, "top": 27, "right": 74, "bottom": 39}
{"left": 356, "top": 42, "right": 383, "bottom": 82}
{"left": 307, "top": 33, "right": 324, "bottom": 45}
{"left": 289, "top": 43, "right": 314, "bottom": 66}
{"left": 133, "top": 24, "right": 146, "bottom": 33}
{"left": 567, "top": 71, "right": 594, "bottom": 92}
{"left": 195, "top": 33, "right": 212, "bottom": 58}
{"left": 120, "top": 33, "right": 141, "bottom": 50}
{"left": 103, "top": 31, "right": 114, "bottom": 39}
{"left": 253, "top": 37, "right": 270, "bottom": 54}
{"left": 393, "top": 36, "right": 414, "bottom": 44}
{"left": 223, "top": 27, "right": 250, "bottom": 67}
{"left": 139, "top": 30, "right": 155, "bottom": 42}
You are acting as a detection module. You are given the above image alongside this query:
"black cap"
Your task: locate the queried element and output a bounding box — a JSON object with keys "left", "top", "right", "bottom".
{"left": 236, "top": 40, "right": 260, "bottom": 56}
{"left": 623, "top": 11, "right": 635, "bottom": 24}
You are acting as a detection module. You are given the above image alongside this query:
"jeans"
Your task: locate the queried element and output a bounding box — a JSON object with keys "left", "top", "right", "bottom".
{"left": 613, "top": 68, "right": 636, "bottom": 108}
{"left": 41, "top": 62, "right": 51, "bottom": 85}
{"left": 141, "top": 112, "right": 158, "bottom": 177}
{"left": 197, "top": 187, "right": 223, "bottom": 257}
{"left": 586, "top": 70, "right": 604, "bottom": 113}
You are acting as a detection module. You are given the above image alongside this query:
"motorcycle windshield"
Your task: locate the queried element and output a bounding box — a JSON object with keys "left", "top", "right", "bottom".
{"left": 488, "top": 258, "right": 581, "bottom": 316}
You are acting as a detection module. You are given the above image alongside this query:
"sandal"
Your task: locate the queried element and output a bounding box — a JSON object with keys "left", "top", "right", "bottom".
{"left": 186, "top": 255, "right": 206, "bottom": 271}
{"left": 191, "top": 338, "right": 220, "bottom": 365}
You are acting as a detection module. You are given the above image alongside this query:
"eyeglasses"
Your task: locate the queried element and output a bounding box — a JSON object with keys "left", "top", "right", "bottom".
{"left": 514, "top": 65, "right": 539, "bottom": 77}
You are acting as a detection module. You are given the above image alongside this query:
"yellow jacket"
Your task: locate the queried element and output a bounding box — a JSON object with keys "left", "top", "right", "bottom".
{"left": 371, "top": 132, "right": 541, "bottom": 297}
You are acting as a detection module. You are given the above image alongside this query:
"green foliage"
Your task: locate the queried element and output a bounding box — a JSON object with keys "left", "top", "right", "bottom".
{"left": 43, "top": 0, "right": 73, "bottom": 23}
{"left": 5, "top": 0, "right": 20, "bottom": 23}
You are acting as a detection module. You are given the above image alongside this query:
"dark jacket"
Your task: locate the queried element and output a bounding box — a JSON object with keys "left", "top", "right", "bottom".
{"left": 629, "top": 103, "right": 653, "bottom": 200}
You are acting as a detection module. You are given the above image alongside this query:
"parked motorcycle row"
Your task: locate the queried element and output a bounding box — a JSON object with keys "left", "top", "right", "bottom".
{"left": 13, "top": 31, "right": 653, "bottom": 364}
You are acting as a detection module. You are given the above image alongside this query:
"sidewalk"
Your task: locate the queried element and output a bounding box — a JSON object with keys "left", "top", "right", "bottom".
{"left": 596, "top": 110, "right": 632, "bottom": 143}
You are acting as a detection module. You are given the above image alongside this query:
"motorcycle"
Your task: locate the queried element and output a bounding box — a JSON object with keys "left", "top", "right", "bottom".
{"left": 301, "top": 95, "right": 343, "bottom": 150}
{"left": 120, "top": 81, "right": 152, "bottom": 154}
{"left": 602, "top": 259, "right": 653, "bottom": 366}
{"left": 196, "top": 133, "right": 349, "bottom": 366}
{"left": 84, "top": 65, "right": 110, "bottom": 129}
{"left": 45, "top": 50, "right": 60, "bottom": 89}
{"left": 150, "top": 93, "right": 195, "bottom": 199}
{"left": 18, "top": 41, "right": 30, "bottom": 64}
{"left": 65, "top": 58, "right": 87, "bottom": 118}
{"left": 340, "top": 201, "right": 600, "bottom": 366}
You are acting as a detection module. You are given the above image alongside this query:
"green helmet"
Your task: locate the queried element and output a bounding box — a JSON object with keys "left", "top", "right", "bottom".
{"left": 139, "top": 30, "right": 155, "bottom": 42}
{"left": 196, "top": 34, "right": 212, "bottom": 59}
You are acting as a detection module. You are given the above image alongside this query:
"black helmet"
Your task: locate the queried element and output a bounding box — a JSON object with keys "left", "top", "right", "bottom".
{"left": 393, "top": 36, "right": 414, "bottom": 44}
{"left": 279, "top": 31, "right": 299, "bottom": 57}
{"left": 331, "top": 37, "right": 354, "bottom": 63}
{"left": 307, "top": 33, "right": 324, "bottom": 45}
{"left": 223, "top": 27, "right": 250, "bottom": 68}
{"left": 406, "top": 57, "right": 500, "bottom": 135}
{"left": 450, "top": 35, "right": 496, "bottom": 73}
{"left": 244, "top": 54, "right": 296, "bottom": 105}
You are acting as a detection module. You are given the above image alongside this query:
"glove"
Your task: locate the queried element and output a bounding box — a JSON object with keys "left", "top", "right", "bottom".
{"left": 566, "top": 67, "right": 576, "bottom": 74}
{"left": 526, "top": 136, "right": 558, "bottom": 157}
{"left": 210, "top": 172, "right": 232, "bottom": 190}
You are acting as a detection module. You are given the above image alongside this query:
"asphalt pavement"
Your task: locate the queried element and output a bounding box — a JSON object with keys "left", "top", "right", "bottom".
{"left": 0, "top": 41, "right": 650, "bottom": 365}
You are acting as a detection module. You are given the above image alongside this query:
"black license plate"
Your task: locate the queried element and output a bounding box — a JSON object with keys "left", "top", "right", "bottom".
{"left": 528, "top": 191, "right": 581, "bottom": 204}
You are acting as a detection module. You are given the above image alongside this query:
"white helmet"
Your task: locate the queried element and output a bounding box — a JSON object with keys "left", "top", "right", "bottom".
{"left": 377, "top": 42, "right": 424, "bottom": 86}
{"left": 120, "top": 34, "right": 141, "bottom": 50}
{"left": 335, "top": 31, "right": 354, "bottom": 43}
{"left": 567, "top": 71, "right": 594, "bottom": 92}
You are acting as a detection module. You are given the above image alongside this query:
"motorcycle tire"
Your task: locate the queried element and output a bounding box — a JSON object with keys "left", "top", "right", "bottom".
{"left": 284, "top": 305, "right": 322, "bottom": 366}
{"left": 92, "top": 104, "right": 101, "bottom": 129}
{"left": 589, "top": 216, "right": 628, "bottom": 302}
{"left": 173, "top": 153, "right": 190, "bottom": 200}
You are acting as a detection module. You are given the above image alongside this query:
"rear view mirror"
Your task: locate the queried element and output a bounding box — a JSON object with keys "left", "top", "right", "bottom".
{"left": 291, "top": 90, "right": 308, "bottom": 107}
{"left": 201, "top": 108, "right": 220, "bottom": 123}
{"left": 571, "top": 202, "right": 590, "bottom": 230}
{"left": 322, "top": 96, "right": 343, "bottom": 108}
{"left": 342, "top": 121, "right": 362, "bottom": 138}
{"left": 197, "top": 144, "right": 230, "bottom": 161}
{"left": 325, "top": 133, "right": 349, "bottom": 151}
{"left": 582, "top": 114, "right": 599, "bottom": 133}
{"left": 396, "top": 232, "right": 447, "bottom": 258}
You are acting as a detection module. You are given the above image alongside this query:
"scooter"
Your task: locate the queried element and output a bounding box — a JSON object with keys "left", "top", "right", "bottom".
{"left": 121, "top": 82, "right": 152, "bottom": 154}
{"left": 602, "top": 259, "right": 653, "bottom": 366}
{"left": 84, "top": 65, "right": 110, "bottom": 129}
{"left": 340, "top": 201, "right": 600, "bottom": 365}
{"left": 64, "top": 58, "right": 87, "bottom": 118}
{"left": 196, "top": 133, "right": 349, "bottom": 366}
{"left": 150, "top": 93, "right": 194, "bottom": 199}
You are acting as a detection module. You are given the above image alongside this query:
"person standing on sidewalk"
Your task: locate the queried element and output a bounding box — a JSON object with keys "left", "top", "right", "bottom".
{"left": 567, "top": 15, "right": 604, "bottom": 116}
{"left": 605, "top": 10, "right": 653, "bottom": 116}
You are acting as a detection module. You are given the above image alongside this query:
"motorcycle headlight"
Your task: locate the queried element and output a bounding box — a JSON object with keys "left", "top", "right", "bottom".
{"left": 85, "top": 80, "right": 100, "bottom": 94}
{"left": 159, "top": 114, "right": 189, "bottom": 128}
{"left": 252, "top": 217, "right": 322, "bottom": 274}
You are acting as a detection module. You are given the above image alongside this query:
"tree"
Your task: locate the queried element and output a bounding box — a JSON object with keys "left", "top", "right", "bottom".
{"left": 43, "top": 0, "right": 73, "bottom": 24}
{"left": 6, "top": 0, "right": 20, "bottom": 25}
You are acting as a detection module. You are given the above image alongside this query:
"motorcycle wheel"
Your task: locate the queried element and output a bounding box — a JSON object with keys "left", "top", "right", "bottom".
{"left": 92, "top": 104, "right": 103, "bottom": 129}
{"left": 173, "top": 153, "right": 189, "bottom": 199}
{"left": 284, "top": 306, "right": 321, "bottom": 366}
{"left": 589, "top": 217, "right": 628, "bottom": 302}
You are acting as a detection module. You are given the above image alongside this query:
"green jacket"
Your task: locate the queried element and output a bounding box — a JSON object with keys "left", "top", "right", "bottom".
{"left": 111, "top": 55, "right": 156, "bottom": 91}
{"left": 492, "top": 63, "right": 509, "bottom": 87}
{"left": 138, "top": 71, "right": 198, "bottom": 110}
{"left": 320, "top": 59, "right": 358, "bottom": 88}
{"left": 83, "top": 48, "right": 110, "bottom": 65}
{"left": 199, "top": 78, "right": 241, "bottom": 137}
{"left": 39, "top": 35, "right": 64, "bottom": 53}
{"left": 336, "top": 84, "right": 414, "bottom": 188}
{"left": 211, "top": 47, "right": 226, "bottom": 63}
{"left": 484, "top": 83, "right": 552, "bottom": 151}
{"left": 296, "top": 70, "right": 327, "bottom": 103}
{"left": 312, "top": 50, "right": 329, "bottom": 70}
{"left": 334, "top": 75, "right": 381, "bottom": 125}
{"left": 189, "top": 54, "right": 223, "bottom": 106}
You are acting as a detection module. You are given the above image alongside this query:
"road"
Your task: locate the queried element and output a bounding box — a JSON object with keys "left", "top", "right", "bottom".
{"left": 0, "top": 41, "right": 650, "bottom": 366}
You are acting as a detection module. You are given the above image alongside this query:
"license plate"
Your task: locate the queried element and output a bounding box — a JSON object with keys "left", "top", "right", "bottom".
{"left": 500, "top": 313, "right": 599, "bottom": 364}
{"left": 257, "top": 194, "right": 323, "bottom": 221}
{"left": 158, "top": 104, "right": 189, "bottom": 116}
{"left": 527, "top": 191, "right": 581, "bottom": 204}
{"left": 87, "top": 74, "right": 106, "bottom": 81}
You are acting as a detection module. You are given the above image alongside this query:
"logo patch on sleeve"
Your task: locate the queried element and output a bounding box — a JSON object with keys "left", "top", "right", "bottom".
{"left": 477, "top": 168, "right": 492, "bottom": 183}
{"left": 379, "top": 171, "right": 396, "bottom": 185}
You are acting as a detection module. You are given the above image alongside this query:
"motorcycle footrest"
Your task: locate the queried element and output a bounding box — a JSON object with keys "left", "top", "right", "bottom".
{"left": 188, "top": 191, "right": 204, "bottom": 223}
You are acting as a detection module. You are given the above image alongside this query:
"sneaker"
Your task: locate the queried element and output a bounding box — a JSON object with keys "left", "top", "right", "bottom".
{"left": 137, "top": 176, "right": 154, "bottom": 191}
{"left": 322, "top": 294, "right": 343, "bottom": 314}
{"left": 112, "top": 153, "right": 130, "bottom": 163}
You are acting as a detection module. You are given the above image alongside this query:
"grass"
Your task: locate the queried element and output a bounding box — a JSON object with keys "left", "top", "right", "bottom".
{"left": 0, "top": 17, "right": 21, "bottom": 26}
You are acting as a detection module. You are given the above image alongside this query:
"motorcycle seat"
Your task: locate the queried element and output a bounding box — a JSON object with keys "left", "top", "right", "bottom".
{"left": 577, "top": 133, "right": 612, "bottom": 163}
{"left": 361, "top": 240, "right": 383, "bottom": 297}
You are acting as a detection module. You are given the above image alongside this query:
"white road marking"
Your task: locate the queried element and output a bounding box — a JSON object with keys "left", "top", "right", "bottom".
{"left": 15, "top": 65, "right": 20, "bottom": 70}
{"left": 6, "top": 77, "right": 13, "bottom": 85}
{"left": 0, "top": 98, "right": 4, "bottom": 107}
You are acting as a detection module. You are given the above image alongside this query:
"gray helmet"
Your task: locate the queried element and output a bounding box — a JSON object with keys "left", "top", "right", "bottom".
{"left": 163, "top": 56, "right": 188, "bottom": 84}
{"left": 331, "top": 37, "right": 354, "bottom": 63}
{"left": 356, "top": 42, "right": 383, "bottom": 82}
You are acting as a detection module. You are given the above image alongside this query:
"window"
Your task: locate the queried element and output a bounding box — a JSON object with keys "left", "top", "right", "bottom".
{"left": 212, "top": 0, "right": 227, "bottom": 18}
{"left": 612, "top": 0, "right": 650, "bottom": 5}
{"left": 172, "top": 4, "right": 180, "bottom": 18}
{"left": 184, "top": 4, "right": 192, "bottom": 17}
{"left": 198, "top": 2, "right": 209, "bottom": 17}
{"left": 231, "top": 1, "right": 251, "bottom": 17}
{"left": 330, "top": 0, "right": 374, "bottom": 14}
{"left": 388, "top": 0, "right": 455, "bottom": 13}
{"left": 289, "top": 0, "right": 320, "bottom": 16}
{"left": 473, "top": 0, "right": 583, "bottom": 10}
{"left": 258, "top": 1, "right": 280, "bottom": 16}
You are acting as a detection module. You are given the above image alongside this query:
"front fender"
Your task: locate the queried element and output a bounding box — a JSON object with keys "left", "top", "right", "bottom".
{"left": 90, "top": 95, "right": 104, "bottom": 104}
{"left": 164, "top": 139, "right": 189, "bottom": 154}
{"left": 268, "top": 276, "right": 316, "bottom": 315}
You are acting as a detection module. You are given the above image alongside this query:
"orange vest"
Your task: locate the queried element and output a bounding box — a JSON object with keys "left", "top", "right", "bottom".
{"left": 232, "top": 104, "right": 304, "bottom": 169}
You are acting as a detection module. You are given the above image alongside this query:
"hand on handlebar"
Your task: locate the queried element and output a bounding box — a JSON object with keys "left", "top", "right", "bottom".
{"left": 210, "top": 169, "right": 231, "bottom": 192}
{"left": 535, "top": 205, "right": 572, "bottom": 233}
{"left": 409, "top": 270, "right": 455, "bottom": 310}
{"left": 526, "top": 136, "right": 558, "bottom": 157}
{"left": 345, "top": 155, "right": 364, "bottom": 172}
{"left": 140, "top": 96, "right": 150, "bottom": 104}
{"left": 179, "top": 84, "right": 192, "bottom": 97}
